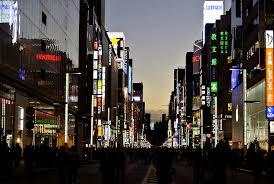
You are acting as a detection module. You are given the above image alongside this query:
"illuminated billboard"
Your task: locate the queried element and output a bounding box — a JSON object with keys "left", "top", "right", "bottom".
{"left": 107, "top": 32, "right": 125, "bottom": 69}
{"left": 128, "top": 66, "right": 132, "bottom": 94}
{"left": 203, "top": 1, "right": 224, "bottom": 43}
{"left": 211, "top": 82, "right": 218, "bottom": 93}
{"left": 133, "top": 96, "right": 141, "bottom": 102}
{"left": 193, "top": 39, "right": 202, "bottom": 74}
{"left": 36, "top": 54, "right": 61, "bottom": 62}
{"left": 210, "top": 30, "right": 218, "bottom": 94}
{"left": 266, "top": 30, "right": 274, "bottom": 119}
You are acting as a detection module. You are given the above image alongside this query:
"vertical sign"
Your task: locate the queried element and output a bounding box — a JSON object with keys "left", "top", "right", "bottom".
{"left": 266, "top": 30, "right": 274, "bottom": 119}
{"left": 107, "top": 32, "right": 125, "bottom": 70}
{"left": 210, "top": 30, "right": 218, "bottom": 93}
{"left": 203, "top": 1, "right": 224, "bottom": 43}
{"left": 220, "top": 31, "right": 229, "bottom": 54}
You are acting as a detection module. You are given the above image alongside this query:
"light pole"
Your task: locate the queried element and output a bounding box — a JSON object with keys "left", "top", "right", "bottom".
{"left": 64, "top": 71, "right": 81, "bottom": 145}
{"left": 230, "top": 68, "right": 261, "bottom": 148}
{"left": 230, "top": 68, "right": 247, "bottom": 147}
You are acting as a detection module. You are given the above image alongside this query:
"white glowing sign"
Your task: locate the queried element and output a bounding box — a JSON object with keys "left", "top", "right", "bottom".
{"left": 203, "top": 1, "right": 224, "bottom": 43}
{"left": 133, "top": 96, "right": 141, "bottom": 102}
{"left": 107, "top": 32, "right": 125, "bottom": 69}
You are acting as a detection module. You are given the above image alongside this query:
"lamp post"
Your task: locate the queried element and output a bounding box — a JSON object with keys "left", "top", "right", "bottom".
{"left": 230, "top": 68, "right": 262, "bottom": 148}
{"left": 64, "top": 71, "right": 81, "bottom": 145}
{"left": 230, "top": 68, "right": 247, "bottom": 147}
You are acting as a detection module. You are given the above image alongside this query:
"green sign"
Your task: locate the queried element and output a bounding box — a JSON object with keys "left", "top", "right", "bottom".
{"left": 211, "top": 58, "right": 217, "bottom": 65}
{"left": 35, "top": 119, "right": 57, "bottom": 125}
{"left": 211, "top": 33, "right": 217, "bottom": 41}
{"left": 220, "top": 31, "right": 229, "bottom": 54}
{"left": 211, "top": 82, "right": 218, "bottom": 93}
{"left": 211, "top": 46, "right": 217, "bottom": 53}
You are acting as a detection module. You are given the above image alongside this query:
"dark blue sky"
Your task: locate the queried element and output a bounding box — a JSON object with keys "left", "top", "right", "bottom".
{"left": 106, "top": 0, "right": 231, "bottom": 121}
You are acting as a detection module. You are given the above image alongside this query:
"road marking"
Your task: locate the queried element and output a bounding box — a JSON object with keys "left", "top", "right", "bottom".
{"left": 142, "top": 164, "right": 159, "bottom": 184}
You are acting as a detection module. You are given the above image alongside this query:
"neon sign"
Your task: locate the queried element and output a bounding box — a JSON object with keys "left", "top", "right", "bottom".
{"left": 210, "top": 30, "right": 218, "bottom": 93}
{"left": 211, "top": 82, "right": 218, "bottom": 92}
{"left": 35, "top": 54, "right": 61, "bottom": 62}
{"left": 220, "top": 31, "right": 229, "bottom": 54}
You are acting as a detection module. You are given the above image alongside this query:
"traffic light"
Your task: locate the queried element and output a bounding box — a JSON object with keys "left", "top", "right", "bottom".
{"left": 26, "top": 107, "right": 35, "bottom": 131}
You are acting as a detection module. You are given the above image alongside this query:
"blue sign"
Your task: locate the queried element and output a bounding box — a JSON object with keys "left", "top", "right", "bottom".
{"left": 231, "top": 69, "right": 240, "bottom": 89}
{"left": 266, "top": 106, "right": 274, "bottom": 119}
{"left": 205, "top": 5, "right": 223, "bottom": 10}
{"left": 98, "top": 136, "right": 102, "bottom": 142}
{"left": 19, "top": 68, "right": 26, "bottom": 80}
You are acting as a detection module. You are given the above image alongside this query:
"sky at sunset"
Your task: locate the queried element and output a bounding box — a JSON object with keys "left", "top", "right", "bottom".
{"left": 106, "top": 0, "right": 231, "bottom": 121}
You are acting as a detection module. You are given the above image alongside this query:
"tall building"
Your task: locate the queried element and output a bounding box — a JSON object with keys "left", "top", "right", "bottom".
{"left": 0, "top": 0, "right": 79, "bottom": 148}
{"left": 107, "top": 32, "right": 133, "bottom": 147}
{"left": 232, "top": 0, "right": 274, "bottom": 151}
{"left": 144, "top": 113, "right": 151, "bottom": 141}
{"left": 133, "top": 82, "right": 144, "bottom": 145}
{"left": 173, "top": 68, "right": 186, "bottom": 147}
{"left": 186, "top": 52, "right": 194, "bottom": 146}
{"left": 193, "top": 40, "right": 202, "bottom": 145}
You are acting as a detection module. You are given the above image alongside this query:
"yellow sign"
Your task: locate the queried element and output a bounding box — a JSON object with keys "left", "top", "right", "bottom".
{"left": 98, "top": 126, "right": 102, "bottom": 137}
{"left": 111, "top": 37, "right": 120, "bottom": 47}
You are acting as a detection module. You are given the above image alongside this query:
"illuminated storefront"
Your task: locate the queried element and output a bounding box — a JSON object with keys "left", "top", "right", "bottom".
{"left": 246, "top": 80, "right": 268, "bottom": 150}
{"left": 0, "top": 84, "right": 15, "bottom": 147}
{"left": 0, "top": 0, "right": 79, "bottom": 148}
{"left": 34, "top": 110, "right": 59, "bottom": 147}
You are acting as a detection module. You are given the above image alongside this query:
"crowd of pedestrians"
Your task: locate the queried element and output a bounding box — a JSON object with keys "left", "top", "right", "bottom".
{"left": 176, "top": 139, "right": 274, "bottom": 184}
{"left": 0, "top": 142, "right": 80, "bottom": 184}
{"left": 0, "top": 142, "right": 22, "bottom": 177}
{"left": 1, "top": 139, "right": 274, "bottom": 184}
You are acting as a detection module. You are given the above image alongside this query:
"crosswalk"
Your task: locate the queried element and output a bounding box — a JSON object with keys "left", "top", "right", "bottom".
{"left": 142, "top": 165, "right": 159, "bottom": 184}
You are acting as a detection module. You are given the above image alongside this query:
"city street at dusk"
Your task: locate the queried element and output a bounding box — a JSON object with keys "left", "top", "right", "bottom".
{"left": 1, "top": 0, "right": 274, "bottom": 183}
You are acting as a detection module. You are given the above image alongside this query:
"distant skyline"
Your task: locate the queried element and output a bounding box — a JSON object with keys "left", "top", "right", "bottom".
{"left": 106, "top": 0, "right": 231, "bottom": 121}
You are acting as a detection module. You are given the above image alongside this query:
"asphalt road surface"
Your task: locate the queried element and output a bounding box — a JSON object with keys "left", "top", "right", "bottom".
{"left": 1, "top": 160, "right": 273, "bottom": 184}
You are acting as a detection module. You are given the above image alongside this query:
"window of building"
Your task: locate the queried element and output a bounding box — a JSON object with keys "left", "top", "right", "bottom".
{"left": 42, "top": 11, "right": 47, "bottom": 25}
{"left": 40, "top": 69, "right": 46, "bottom": 80}
{"left": 236, "top": 0, "right": 241, "bottom": 17}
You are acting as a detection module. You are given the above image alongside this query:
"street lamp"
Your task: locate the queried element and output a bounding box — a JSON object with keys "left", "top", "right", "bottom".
{"left": 230, "top": 68, "right": 247, "bottom": 146}
{"left": 230, "top": 67, "right": 262, "bottom": 147}
{"left": 64, "top": 71, "right": 81, "bottom": 145}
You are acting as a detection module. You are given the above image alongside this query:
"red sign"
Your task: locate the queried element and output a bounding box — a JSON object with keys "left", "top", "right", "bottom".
{"left": 36, "top": 54, "right": 61, "bottom": 62}
{"left": 192, "top": 55, "right": 200, "bottom": 63}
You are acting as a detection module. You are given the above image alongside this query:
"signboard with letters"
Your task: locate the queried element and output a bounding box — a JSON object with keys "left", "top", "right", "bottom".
{"left": 266, "top": 30, "right": 274, "bottom": 119}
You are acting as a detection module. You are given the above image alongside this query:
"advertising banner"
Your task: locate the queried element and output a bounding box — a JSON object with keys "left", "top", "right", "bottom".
{"left": 107, "top": 32, "right": 125, "bottom": 70}
{"left": 266, "top": 30, "right": 274, "bottom": 119}
{"left": 203, "top": 1, "right": 224, "bottom": 43}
